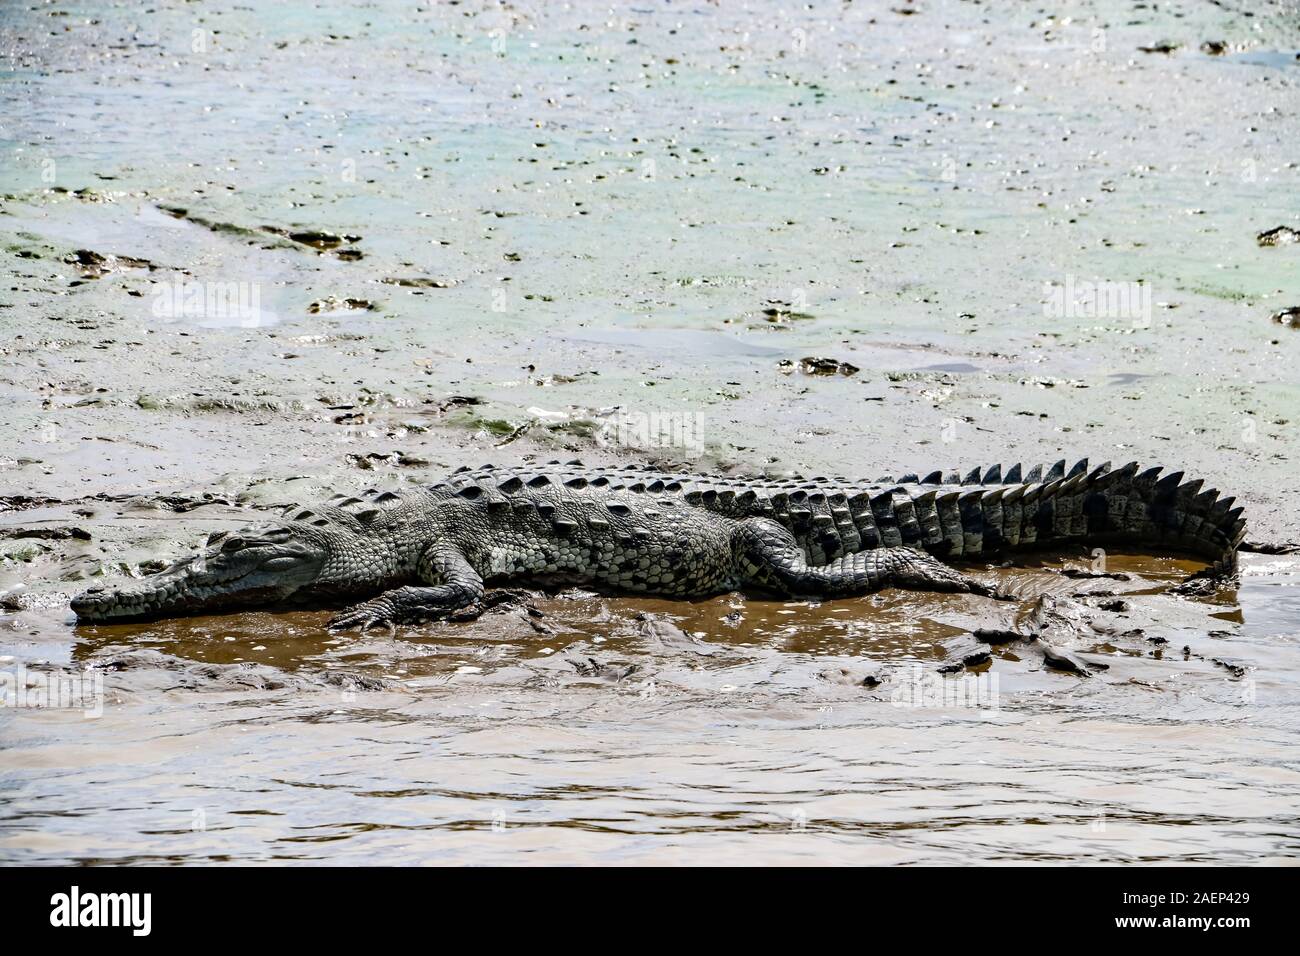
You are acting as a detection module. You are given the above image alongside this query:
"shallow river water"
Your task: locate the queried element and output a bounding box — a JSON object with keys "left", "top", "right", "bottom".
{"left": 2, "top": 550, "right": 1297, "bottom": 865}
{"left": 1, "top": 0, "right": 1298, "bottom": 864}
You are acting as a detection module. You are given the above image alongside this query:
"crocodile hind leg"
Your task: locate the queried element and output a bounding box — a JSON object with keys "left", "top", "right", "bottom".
{"left": 733, "top": 518, "right": 1010, "bottom": 600}
{"left": 328, "top": 547, "right": 485, "bottom": 631}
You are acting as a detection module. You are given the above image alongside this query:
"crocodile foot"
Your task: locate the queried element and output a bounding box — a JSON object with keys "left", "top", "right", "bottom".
{"left": 327, "top": 598, "right": 401, "bottom": 632}
{"left": 327, "top": 584, "right": 483, "bottom": 631}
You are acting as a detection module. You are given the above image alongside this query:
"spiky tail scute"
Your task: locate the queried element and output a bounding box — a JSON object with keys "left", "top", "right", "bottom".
{"left": 890, "top": 459, "right": 1245, "bottom": 574}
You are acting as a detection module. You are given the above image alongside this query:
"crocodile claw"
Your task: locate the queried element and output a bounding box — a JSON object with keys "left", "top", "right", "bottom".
{"left": 328, "top": 598, "right": 397, "bottom": 632}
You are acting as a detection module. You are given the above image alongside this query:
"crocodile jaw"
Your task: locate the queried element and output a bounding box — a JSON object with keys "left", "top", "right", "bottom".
{"left": 71, "top": 561, "right": 294, "bottom": 623}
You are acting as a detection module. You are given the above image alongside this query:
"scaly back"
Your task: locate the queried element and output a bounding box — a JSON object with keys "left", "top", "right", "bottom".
{"left": 432, "top": 459, "right": 1244, "bottom": 573}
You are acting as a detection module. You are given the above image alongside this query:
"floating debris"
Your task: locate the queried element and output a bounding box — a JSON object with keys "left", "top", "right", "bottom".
{"left": 345, "top": 451, "right": 430, "bottom": 469}
{"left": 973, "top": 627, "right": 1033, "bottom": 644}
{"left": 789, "top": 356, "right": 860, "bottom": 376}
{"left": 381, "top": 276, "right": 458, "bottom": 289}
{"left": 307, "top": 296, "right": 376, "bottom": 315}
{"left": 761, "top": 300, "right": 815, "bottom": 323}
{"left": 64, "top": 249, "right": 154, "bottom": 278}
{"left": 1271, "top": 307, "right": 1300, "bottom": 328}
{"left": 819, "top": 666, "right": 882, "bottom": 687}
{"left": 261, "top": 226, "right": 361, "bottom": 250}
{"left": 1257, "top": 226, "right": 1300, "bottom": 247}
{"left": 0, "top": 526, "right": 91, "bottom": 542}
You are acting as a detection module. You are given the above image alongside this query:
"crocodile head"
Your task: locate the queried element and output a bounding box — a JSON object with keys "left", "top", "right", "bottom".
{"left": 71, "top": 522, "right": 348, "bottom": 623}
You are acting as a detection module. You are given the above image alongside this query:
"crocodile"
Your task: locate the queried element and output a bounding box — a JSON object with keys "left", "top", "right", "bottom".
{"left": 70, "top": 458, "right": 1245, "bottom": 629}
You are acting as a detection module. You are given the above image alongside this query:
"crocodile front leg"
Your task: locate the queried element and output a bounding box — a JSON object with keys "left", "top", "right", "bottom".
{"left": 327, "top": 546, "right": 485, "bottom": 631}
{"left": 733, "top": 518, "right": 1011, "bottom": 599}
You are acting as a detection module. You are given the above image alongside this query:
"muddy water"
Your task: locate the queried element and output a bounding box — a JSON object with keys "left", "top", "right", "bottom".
{"left": 2, "top": 0, "right": 1300, "bottom": 863}
{"left": 1, "top": 551, "right": 1297, "bottom": 865}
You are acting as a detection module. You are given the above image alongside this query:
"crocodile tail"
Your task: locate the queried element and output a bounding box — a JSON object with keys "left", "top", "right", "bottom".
{"left": 902, "top": 459, "right": 1245, "bottom": 572}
